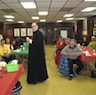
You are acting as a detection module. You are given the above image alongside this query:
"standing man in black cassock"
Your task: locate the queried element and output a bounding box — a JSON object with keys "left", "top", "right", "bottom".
{"left": 26, "top": 22, "right": 48, "bottom": 84}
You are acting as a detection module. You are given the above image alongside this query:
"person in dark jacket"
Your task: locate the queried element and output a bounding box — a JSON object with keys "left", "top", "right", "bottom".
{"left": 81, "top": 37, "right": 89, "bottom": 46}
{"left": 26, "top": 22, "right": 48, "bottom": 84}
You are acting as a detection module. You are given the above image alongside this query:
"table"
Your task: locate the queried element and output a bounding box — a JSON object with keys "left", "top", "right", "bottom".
{"left": 0, "top": 64, "right": 24, "bottom": 95}
{"left": 80, "top": 46, "right": 96, "bottom": 61}
{"left": 9, "top": 49, "right": 28, "bottom": 56}
{"left": 80, "top": 46, "right": 96, "bottom": 75}
{"left": 10, "top": 42, "right": 29, "bottom": 56}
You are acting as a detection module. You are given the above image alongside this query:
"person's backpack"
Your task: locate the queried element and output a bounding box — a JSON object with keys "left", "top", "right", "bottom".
{"left": 91, "top": 68, "right": 96, "bottom": 78}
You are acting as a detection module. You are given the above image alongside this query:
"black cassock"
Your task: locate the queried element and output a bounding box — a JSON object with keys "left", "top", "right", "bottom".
{"left": 27, "top": 30, "right": 48, "bottom": 84}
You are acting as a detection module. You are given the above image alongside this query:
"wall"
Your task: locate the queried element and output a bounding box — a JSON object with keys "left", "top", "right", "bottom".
{"left": 0, "top": 22, "right": 4, "bottom": 35}
{"left": 75, "top": 20, "right": 83, "bottom": 43}
{"left": 4, "top": 22, "right": 75, "bottom": 44}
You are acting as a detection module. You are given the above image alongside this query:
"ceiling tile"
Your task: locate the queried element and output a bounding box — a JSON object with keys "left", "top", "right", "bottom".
{"left": 1, "top": 0, "right": 19, "bottom": 3}
{"left": 52, "top": 0, "right": 67, "bottom": 1}
{"left": 36, "top": 0, "right": 51, "bottom": 2}
{"left": 0, "top": 0, "right": 95, "bottom": 23}
{"left": 19, "top": 0, "right": 35, "bottom": 2}
{"left": 0, "top": 4, "right": 10, "bottom": 9}
{"left": 90, "top": 3, "right": 96, "bottom": 7}
{"left": 49, "top": 7, "right": 61, "bottom": 12}
{"left": 1, "top": 9, "right": 16, "bottom": 13}
{"left": 70, "top": 7, "right": 84, "bottom": 13}
{"left": 51, "top": 1, "right": 66, "bottom": 7}
{"left": 37, "top": 2, "right": 50, "bottom": 8}
{"left": 77, "top": 2, "right": 95, "bottom": 7}
{"left": 64, "top": 2, "right": 82, "bottom": 8}
{"left": 69, "top": 0, "right": 83, "bottom": 1}
{"left": 6, "top": 3, "right": 23, "bottom": 8}
{"left": 13, "top": 8, "right": 26, "bottom": 13}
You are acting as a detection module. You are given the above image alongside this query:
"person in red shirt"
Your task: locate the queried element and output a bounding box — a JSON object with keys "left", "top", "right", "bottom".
{"left": 55, "top": 36, "right": 66, "bottom": 66}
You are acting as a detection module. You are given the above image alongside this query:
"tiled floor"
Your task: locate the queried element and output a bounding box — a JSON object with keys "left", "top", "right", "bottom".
{"left": 19, "top": 45, "right": 96, "bottom": 95}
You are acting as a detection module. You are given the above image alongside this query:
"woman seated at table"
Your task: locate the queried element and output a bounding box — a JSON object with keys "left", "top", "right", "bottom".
{"left": 5, "top": 37, "right": 14, "bottom": 51}
{"left": 11, "top": 39, "right": 18, "bottom": 50}
{"left": 16, "top": 37, "right": 23, "bottom": 48}
{"left": 81, "top": 37, "right": 89, "bottom": 46}
{"left": 55, "top": 36, "right": 66, "bottom": 66}
{"left": 88, "top": 36, "right": 96, "bottom": 49}
{"left": 61, "top": 39, "right": 84, "bottom": 80}
{"left": 0, "top": 39, "right": 12, "bottom": 63}
{"left": 87, "top": 36, "right": 96, "bottom": 71}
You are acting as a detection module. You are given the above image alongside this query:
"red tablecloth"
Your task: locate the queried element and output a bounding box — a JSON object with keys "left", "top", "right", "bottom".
{"left": 0, "top": 64, "right": 24, "bottom": 95}
{"left": 80, "top": 46, "right": 96, "bottom": 61}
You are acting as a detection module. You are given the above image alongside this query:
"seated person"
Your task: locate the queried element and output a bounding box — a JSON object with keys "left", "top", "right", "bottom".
{"left": 81, "top": 37, "right": 89, "bottom": 46}
{"left": 55, "top": 36, "right": 66, "bottom": 66}
{"left": 88, "top": 36, "right": 96, "bottom": 49}
{"left": 11, "top": 39, "right": 18, "bottom": 50}
{"left": 5, "top": 37, "right": 14, "bottom": 51}
{"left": 0, "top": 39, "right": 12, "bottom": 63}
{"left": 61, "top": 39, "right": 84, "bottom": 80}
{"left": 16, "top": 37, "right": 23, "bottom": 48}
{"left": 65, "top": 38, "right": 71, "bottom": 45}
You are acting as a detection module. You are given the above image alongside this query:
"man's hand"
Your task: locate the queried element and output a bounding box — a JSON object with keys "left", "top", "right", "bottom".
{"left": 26, "top": 37, "right": 32, "bottom": 44}
{"left": 68, "top": 52, "right": 76, "bottom": 56}
{"left": 26, "top": 37, "right": 30, "bottom": 43}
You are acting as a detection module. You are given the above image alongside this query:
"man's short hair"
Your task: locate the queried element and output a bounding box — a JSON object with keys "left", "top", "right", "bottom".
{"left": 1, "top": 39, "right": 5, "bottom": 42}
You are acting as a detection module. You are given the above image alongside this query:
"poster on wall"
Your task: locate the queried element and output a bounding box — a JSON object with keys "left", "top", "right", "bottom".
{"left": 93, "top": 28, "right": 96, "bottom": 35}
{"left": 14, "top": 28, "right": 20, "bottom": 37}
{"left": 21, "top": 28, "right": 26, "bottom": 37}
{"left": 60, "top": 30, "right": 68, "bottom": 38}
{"left": 27, "top": 28, "right": 33, "bottom": 36}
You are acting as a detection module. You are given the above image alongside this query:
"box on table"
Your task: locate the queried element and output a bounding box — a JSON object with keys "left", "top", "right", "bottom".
{"left": 6, "top": 64, "right": 18, "bottom": 72}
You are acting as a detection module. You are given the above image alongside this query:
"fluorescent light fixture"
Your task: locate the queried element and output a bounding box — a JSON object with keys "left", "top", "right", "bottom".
{"left": 38, "top": 11, "right": 48, "bottom": 16}
{"left": 4, "top": 15, "right": 15, "bottom": 18}
{"left": 74, "top": 18, "right": 85, "bottom": 20}
{"left": 64, "top": 14, "right": 74, "bottom": 17}
{"left": 17, "top": 21, "right": 24, "bottom": 23}
{"left": 56, "top": 20, "right": 62, "bottom": 22}
{"left": 6, "top": 19, "right": 14, "bottom": 21}
{"left": 21, "top": 2, "right": 36, "bottom": 9}
{"left": 66, "top": 18, "right": 74, "bottom": 20}
{"left": 32, "top": 17, "right": 39, "bottom": 20}
{"left": 81, "top": 7, "right": 96, "bottom": 12}
{"left": 85, "top": 0, "right": 96, "bottom": 1}
{"left": 40, "top": 19, "right": 46, "bottom": 22}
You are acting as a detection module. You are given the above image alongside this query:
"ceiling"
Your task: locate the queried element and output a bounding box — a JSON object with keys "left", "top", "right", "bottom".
{"left": 0, "top": 0, "right": 96, "bottom": 23}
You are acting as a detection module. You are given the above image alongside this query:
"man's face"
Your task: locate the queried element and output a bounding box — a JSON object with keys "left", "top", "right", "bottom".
{"left": 69, "top": 41, "right": 76, "bottom": 48}
{"left": 31, "top": 23, "right": 38, "bottom": 32}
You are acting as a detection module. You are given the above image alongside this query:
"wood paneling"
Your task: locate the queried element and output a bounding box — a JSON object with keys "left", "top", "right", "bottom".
{"left": 0, "top": 22, "right": 4, "bottom": 35}
{"left": 4, "top": 22, "right": 75, "bottom": 44}
{"left": 75, "top": 20, "right": 83, "bottom": 43}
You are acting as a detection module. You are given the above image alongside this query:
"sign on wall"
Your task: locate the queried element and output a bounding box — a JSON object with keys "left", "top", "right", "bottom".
{"left": 60, "top": 30, "right": 68, "bottom": 38}
{"left": 27, "top": 28, "right": 33, "bottom": 36}
{"left": 14, "top": 28, "right": 20, "bottom": 37}
{"left": 21, "top": 28, "right": 26, "bottom": 37}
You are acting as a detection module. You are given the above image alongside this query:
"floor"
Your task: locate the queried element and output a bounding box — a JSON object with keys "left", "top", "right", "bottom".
{"left": 19, "top": 45, "right": 96, "bottom": 95}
